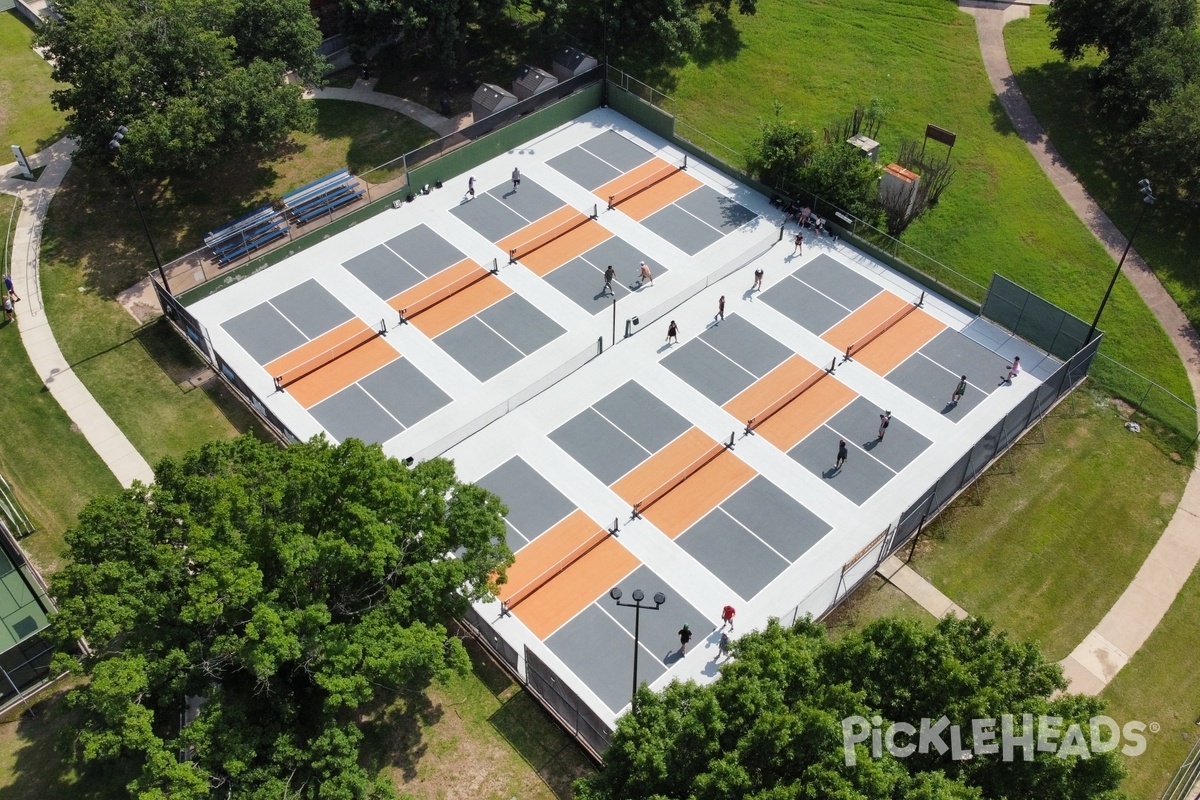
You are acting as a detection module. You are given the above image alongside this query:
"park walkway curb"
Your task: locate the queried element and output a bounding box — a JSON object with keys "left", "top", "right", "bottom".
{"left": 1, "top": 139, "right": 154, "bottom": 489}
{"left": 879, "top": 0, "right": 1200, "bottom": 698}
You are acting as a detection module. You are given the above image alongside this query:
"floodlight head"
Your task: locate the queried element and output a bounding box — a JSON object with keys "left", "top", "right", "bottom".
{"left": 632, "top": 589, "right": 645, "bottom": 602}
{"left": 116, "top": 125, "right": 128, "bottom": 135}
{"left": 1138, "top": 178, "right": 1151, "bottom": 189}
{"left": 107, "top": 140, "right": 121, "bottom": 151}
{"left": 653, "top": 592, "right": 666, "bottom": 605}
{"left": 609, "top": 587, "right": 623, "bottom": 601}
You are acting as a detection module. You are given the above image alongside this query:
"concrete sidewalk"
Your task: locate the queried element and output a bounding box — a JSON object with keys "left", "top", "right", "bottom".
{"left": 1, "top": 140, "right": 154, "bottom": 488}
{"left": 305, "top": 79, "right": 472, "bottom": 136}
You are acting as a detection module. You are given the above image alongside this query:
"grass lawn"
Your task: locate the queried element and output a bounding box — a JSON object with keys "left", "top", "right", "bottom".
{"left": 1005, "top": 8, "right": 1200, "bottom": 337}
{"left": 822, "top": 574, "right": 934, "bottom": 639}
{"left": 1102, "top": 566, "right": 1200, "bottom": 800}
{"left": 649, "top": 0, "right": 1189, "bottom": 405}
{"left": 0, "top": 11, "right": 67, "bottom": 154}
{"left": 904, "top": 389, "right": 1189, "bottom": 661}
{"left": 0, "top": 197, "right": 119, "bottom": 574}
{"left": 0, "top": 639, "right": 594, "bottom": 800}
{"left": 37, "top": 100, "right": 434, "bottom": 465}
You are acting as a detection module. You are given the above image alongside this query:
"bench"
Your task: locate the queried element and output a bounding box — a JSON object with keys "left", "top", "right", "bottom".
{"left": 205, "top": 205, "right": 289, "bottom": 265}
{"left": 282, "top": 169, "right": 364, "bottom": 224}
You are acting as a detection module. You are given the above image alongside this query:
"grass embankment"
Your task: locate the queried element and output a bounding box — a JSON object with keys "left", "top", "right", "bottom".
{"left": 653, "top": 0, "right": 1190, "bottom": 413}
{"left": 0, "top": 11, "right": 67, "bottom": 153}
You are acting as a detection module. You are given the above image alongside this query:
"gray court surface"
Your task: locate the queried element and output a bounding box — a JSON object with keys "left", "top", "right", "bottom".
{"left": 552, "top": 381, "right": 696, "bottom": 485}
{"left": 760, "top": 276, "right": 851, "bottom": 335}
{"left": 342, "top": 245, "right": 425, "bottom": 301}
{"left": 269, "top": 280, "right": 353, "bottom": 339}
{"left": 642, "top": 203, "right": 725, "bottom": 255}
{"left": 789, "top": 429, "right": 895, "bottom": 506}
{"left": 542, "top": 236, "right": 666, "bottom": 314}
{"left": 435, "top": 316, "right": 522, "bottom": 381}
{"left": 886, "top": 353, "right": 985, "bottom": 420}
{"left": 545, "top": 563, "right": 711, "bottom": 714}
{"left": 579, "top": 130, "right": 655, "bottom": 173}
{"left": 434, "top": 295, "right": 565, "bottom": 382}
{"left": 550, "top": 408, "right": 650, "bottom": 485}
{"left": 358, "top": 358, "right": 451, "bottom": 427}
{"left": 547, "top": 147, "right": 622, "bottom": 190}
{"left": 487, "top": 177, "right": 565, "bottom": 222}
{"left": 222, "top": 303, "right": 306, "bottom": 364}
{"left": 476, "top": 456, "right": 575, "bottom": 549}
{"left": 477, "top": 294, "right": 566, "bottom": 355}
{"left": 662, "top": 337, "right": 756, "bottom": 406}
{"left": 699, "top": 315, "right": 792, "bottom": 378}
{"left": 675, "top": 185, "right": 758, "bottom": 232}
{"left": 450, "top": 194, "right": 529, "bottom": 241}
{"left": 310, "top": 384, "right": 404, "bottom": 446}
{"left": 919, "top": 328, "right": 1013, "bottom": 390}
{"left": 794, "top": 254, "right": 882, "bottom": 310}
{"left": 676, "top": 475, "right": 831, "bottom": 600}
{"left": 384, "top": 224, "right": 467, "bottom": 275}
{"left": 678, "top": 510, "right": 789, "bottom": 600}
{"left": 593, "top": 381, "right": 690, "bottom": 453}
{"left": 306, "top": 357, "right": 451, "bottom": 445}
{"left": 826, "top": 397, "right": 931, "bottom": 473}
{"left": 544, "top": 257, "right": 633, "bottom": 311}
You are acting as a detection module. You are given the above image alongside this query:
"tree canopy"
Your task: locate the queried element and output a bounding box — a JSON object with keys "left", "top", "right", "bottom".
{"left": 51, "top": 435, "right": 512, "bottom": 800}
{"left": 37, "top": 0, "right": 324, "bottom": 175}
{"left": 576, "top": 617, "right": 1131, "bottom": 800}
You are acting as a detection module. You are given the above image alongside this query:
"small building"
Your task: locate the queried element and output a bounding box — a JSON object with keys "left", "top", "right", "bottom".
{"left": 879, "top": 163, "right": 922, "bottom": 216}
{"left": 847, "top": 134, "right": 881, "bottom": 163}
{"left": 471, "top": 84, "right": 519, "bottom": 120}
{"left": 512, "top": 65, "right": 559, "bottom": 100}
{"left": 552, "top": 46, "right": 599, "bottom": 82}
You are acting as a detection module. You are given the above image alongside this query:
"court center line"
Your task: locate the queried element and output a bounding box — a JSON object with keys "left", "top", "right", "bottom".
{"left": 502, "top": 518, "right": 534, "bottom": 552}
{"left": 587, "top": 406, "right": 654, "bottom": 457}
{"left": 384, "top": 245, "right": 433, "bottom": 279}
{"left": 682, "top": 336, "right": 760, "bottom": 385}
{"left": 352, "top": 378, "right": 409, "bottom": 432}
{"left": 790, "top": 274, "right": 862, "bottom": 317}
{"left": 471, "top": 305, "right": 539, "bottom": 358}
{"left": 713, "top": 503, "right": 794, "bottom": 566}
{"left": 592, "top": 598, "right": 669, "bottom": 668}
{"left": 265, "top": 299, "right": 317, "bottom": 343}
{"left": 818, "top": 423, "right": 898, "bottom": 474}
{"left": 663, "top": 190, "right": 730, "bottom": 240}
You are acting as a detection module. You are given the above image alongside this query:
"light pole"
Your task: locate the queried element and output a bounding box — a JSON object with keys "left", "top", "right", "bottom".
{"left": 1083, "top": 178, "right": 1154, "bottom": 348}
{"left": 109, "top": 126, "right": 170, "bottom": 294}
{"left": 610, "top": 586, "right": 665, "bottom": 712}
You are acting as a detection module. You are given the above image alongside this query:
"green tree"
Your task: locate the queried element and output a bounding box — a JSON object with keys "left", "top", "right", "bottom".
{"left": 339, "top": 0, "right": 509, "bottom": 67}
{"left": 1137, "top": 80, "right": 1200, "bottom": 200}
{"left": 576, "top": 617, "right": 1130, "bottom": 800}
{"left": 1095, "top": 27, "right": 1200, "bottom": 123}
{"left": 52, "top": 435, "right": 512, "bottom": 799}
{"left": 799, "top": 141, "right": 882, "bottom": 223}
{"left": 746, "top": 110, "right": 817, "bottom": 188}
{"left": 37, "top": 0, "right": 322, "bottom": 175}
{"left": 1046, "top": 0, "right": 1197, "bottom": 62}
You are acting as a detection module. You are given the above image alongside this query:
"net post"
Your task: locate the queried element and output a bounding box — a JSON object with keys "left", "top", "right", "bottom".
{"left": 500, "top": 601, "right": 510, "bottom": 617}
{"left": 917, "top": 291, "right": 925, "bottom": 307}
{"left": 611, "top": 517, "right": 619, "bottom": 534}
{"left": 274, "top": 376, "right": 284, "bottom": 392}
{"left": 728, "top": 430, "right": 735, "bottom": 448}
{"left": 631, "top": 502, "right": 641, "bottom": 519}
{"left": 778, "top": 222, "right": 785, "bottom": 242}
{"left": 745, "top": 419, "right": 755, "bottom": 436}
{"left": 829, "top": 357, "right": 837, "bottom": 374}
{"left": 399, "top": 310, "right": 408, "bottom": 326}
{"left": 844, "top": 345, "right": 853, "bottom": 362}
{"left": 682, "top": 154, "right": 688, "bottom": 170}
{"left": 608, "top": 194, "right": 616, "bottom": 210}
{"left": 379, "top": 318, "right": 387, "bottom": 336}
{"left": 491, "top": 257, "right": 499, "bottom": 274}
{"left": 591, "top": 203, "right": 598, "bottom": 219}
{"left": 509, "top": 248, "right": 518, "bottom": 264}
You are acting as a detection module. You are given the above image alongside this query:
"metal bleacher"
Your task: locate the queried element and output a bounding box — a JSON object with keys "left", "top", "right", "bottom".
{"left": 204, "top": 205, "right": 289, "bottom": 266}
{"left": 281, "top": 169, "right": 365, "bottom": 225}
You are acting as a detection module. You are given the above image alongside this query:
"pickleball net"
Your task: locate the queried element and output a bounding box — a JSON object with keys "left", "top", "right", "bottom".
{"left": 633, "top": 438, "right": 728, "bottom": 516}
{"left": 608, "top": 155, "right": 688, "bottom": 209}
{"left": 746, "top": 365, "right": 832, "bottom": 432}
{"left": 400, "top": 268, "right": 493, "bottom": 322}
{"left": 503, "top": 526, "right": 613, "bottom": 611}
{"left": 508, "top": 204, "right": 598, "bottom": 263}
{"left": 844, "top": 291, "right": 925, "bottom": 360}
{"left": 274, "top": 323, "right": 383, "bottom": 390}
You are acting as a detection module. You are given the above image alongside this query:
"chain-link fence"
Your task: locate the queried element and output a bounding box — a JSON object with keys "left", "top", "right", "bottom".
{"left": 524, "top": 646, "right": 612, "bottom": 758}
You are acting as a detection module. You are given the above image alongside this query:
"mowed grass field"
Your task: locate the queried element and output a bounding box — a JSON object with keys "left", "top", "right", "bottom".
{"left": 1005, "top": 8, "right": 1200, "bottom": 336}
{"left": 652, "top": 0, "right": 1190, "bottom": 405}
{"left": 0, "top": 11, "right": 66, "bottom": 153}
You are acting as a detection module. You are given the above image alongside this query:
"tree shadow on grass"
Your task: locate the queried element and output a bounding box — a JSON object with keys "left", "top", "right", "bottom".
{"left": 691, "top": 14, "right": 746, "bottom": 68}
{"left": 358, "top": 690, "right": 443, "bottom": 783}
{"left": 2, "top": 687, "right": 133, "bottom": 800}
{"left": 488, "top": 693, "right": 594, "bottom": 800}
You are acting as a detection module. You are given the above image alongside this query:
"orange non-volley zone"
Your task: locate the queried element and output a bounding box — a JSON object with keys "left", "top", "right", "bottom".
{"left": 596, "top": 158, "right": 702, "bottom": 222}
{"left": 268, "top": 319, "right": 397, "bottom": 408}
{"left": 499, "top": 206, "right": 613, "bottom": 275}
{"left": 823, "top": 292, "right": 945, "bottom": 374}
{"left": 612, "top": 428, "right": 755, "bottom": 538}
{"left": 499, "top": 510, "right": 639, "bottom": 640}
{"left": 723, "top": 355, "right": 858, "bottom": 453}
{"left": 389, "top": 258, "right": 511, "bottom": 338}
